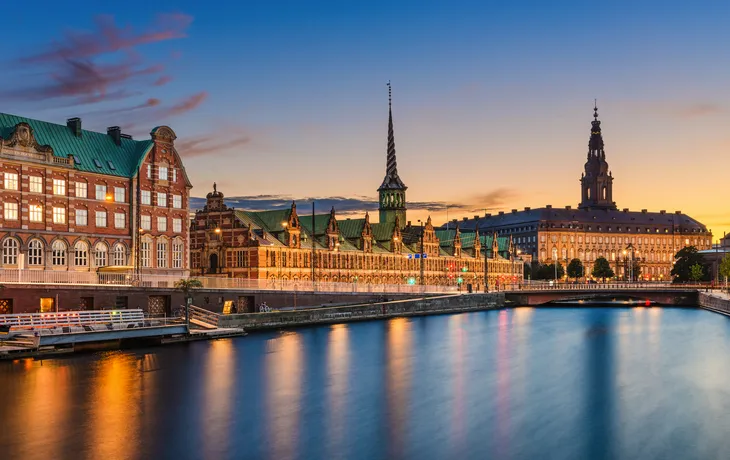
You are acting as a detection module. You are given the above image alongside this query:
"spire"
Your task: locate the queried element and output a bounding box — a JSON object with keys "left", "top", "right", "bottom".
{"left": 378, "top": 82, "right": 406, "bottom": 192}
{"left": 589, "top": 100, "right": 604, "bottom": 155}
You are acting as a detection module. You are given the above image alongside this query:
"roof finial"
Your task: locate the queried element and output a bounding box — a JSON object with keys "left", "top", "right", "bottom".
{"left": 593, "top": 99, "right": 598, "bottom": 120}
{"left": 213, "top": 182, "right": 217, "bottom": 193}
{"left": 387, "top": 80, "right": 392, "bottom": 109}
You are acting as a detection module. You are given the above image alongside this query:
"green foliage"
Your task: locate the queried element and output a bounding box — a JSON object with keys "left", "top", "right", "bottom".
{"left": 689, "top": 263, "right": 704, "bottom": 282}
{"left": 719, "top": 254, "right": 730, "bottom": 281}
{"left": 592, "top": 257, "right": 615, "bottom": 280}
{"left": 529, "top": 262, "right": 564, "bottom": 280}
{"left": 524, "top": 262, "right": 532, "bottom": 279}
{"left": 671, "top": 246, "right": 707, "bottom": 283}
{"left": 175, "top": 278, "right": 203, "bottom": 297}
{"left": 567, "top": 258, "right": 584, "bottom": 279}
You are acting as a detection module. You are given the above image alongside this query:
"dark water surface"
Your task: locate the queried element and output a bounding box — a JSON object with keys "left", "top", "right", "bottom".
{"left": 2, "top": 307, "right": 730, "bottom": 460}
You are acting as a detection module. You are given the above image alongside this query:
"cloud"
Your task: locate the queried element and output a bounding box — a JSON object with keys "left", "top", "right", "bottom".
{"left": 176, "top": 133, "right": 251, "bottom": 158}
{"left": 162, "top": 92, "right": 207, "bottom": 117}
{"left": 676, "top": 103, "right": 723, "bottom": 119}
{"left": 153, "top": 75, "right": 173, "bottom": 86}
{"left": 634, "top": 101, "right": 724, "bottom": 119}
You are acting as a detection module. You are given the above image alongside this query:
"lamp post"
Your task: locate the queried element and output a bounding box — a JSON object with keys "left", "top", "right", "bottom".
{"left": 483, "top": 223, "right": 489, "bottom": 292}
{"left": 418, "top": 219, "right": 425, "bottom": 287}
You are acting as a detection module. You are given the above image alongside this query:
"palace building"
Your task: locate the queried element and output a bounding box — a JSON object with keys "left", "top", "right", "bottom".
{"left": 190, "top": 88, "right": 523, "bottom": 289}
{"left": 451, "top": 105, "right": 712, "bottom": 281}
{"left": 0, "top": 113, "right": 192, "bottom": 276}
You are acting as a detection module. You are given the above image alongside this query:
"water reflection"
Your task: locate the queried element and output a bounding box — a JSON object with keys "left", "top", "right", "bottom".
{"left": 326, "top": 324, "right": 350, "bottom": 457}
{"left": 201, "top": 340, "right": 235, "bottom": 458}
{"left": 385, "top": 317, "right": 412, "bottom": 459}
{"left": 265, "top": 332, "right": 303, "bottom": 460}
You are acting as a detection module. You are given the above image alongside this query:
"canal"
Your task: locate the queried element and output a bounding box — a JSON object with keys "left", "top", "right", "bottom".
{"left": 2, "top": 306, "right": 730, "bottom": 460}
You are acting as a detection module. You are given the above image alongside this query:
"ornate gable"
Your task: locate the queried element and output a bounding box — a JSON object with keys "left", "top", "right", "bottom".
{"left": 0, "top": 122, "right": 55, "bottom": 163}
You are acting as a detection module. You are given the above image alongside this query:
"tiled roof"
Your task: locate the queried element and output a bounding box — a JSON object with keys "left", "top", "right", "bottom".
{"left": 0, "top": 113, "right": 153, "bottom": 178}
{"left": 338, "top": 218, "right": 366, "bottom": 239}
{"left": 299, "top": 213, "right": 332, "bottom": 236}
{"left": 371, "top": 222, "right": 396, "bottom": 242}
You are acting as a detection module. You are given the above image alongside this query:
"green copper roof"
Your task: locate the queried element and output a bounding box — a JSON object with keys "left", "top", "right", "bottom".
{"left": 338, "top": 218, "right": 366, "bottom": 238}
{"left": 371, "top": 222, "right": 396, "bottom": 242}
{"left": 239, "top": 209, "right": 291, "bottom": 233}
{"left": 299, "top": 213, "right": 332, "bottom": 236}
{"left": 0, "top": 113, "right": 153, "bottom": 178}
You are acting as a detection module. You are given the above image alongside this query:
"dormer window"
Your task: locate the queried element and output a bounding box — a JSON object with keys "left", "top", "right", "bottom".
{"left": 159, "top": 165, "right": 169, "bottom": 181}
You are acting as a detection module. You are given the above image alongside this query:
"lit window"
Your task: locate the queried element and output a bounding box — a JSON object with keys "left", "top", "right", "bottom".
{"left": 158, "top": 216, "right": 167, "bottom": 232}
{"left": 53, "top": 207, "right": 66, "bottom": 224}
{"left": 114, "top": 186, "right": 125, "bottom": 203}
{"left": 29, "top": 204, "right": 43, "bottom": 222}
{"left": 75, "top": 181, "right": 87, "bottom": 198}
{"left": 173, "top": 218, "right": 182, "bottom": 233}
{"left": 2, "top": 238, "right": 18, "bottom": 265}
{"left": 95, "top": 184, "right": 107, "bottom": 200}
{"left": 141, "top": 215, "right": 151, "bottom": 231}
{"left": 159, "top": 165, "right": 169, "bottom": 181}
{"left": 112, "top": 244, "right": 126, "bottom": 266}
{"left": 95, "top": 210, "right": 107, "bottom": 227}
{"left": 172, "top": 168, "right": 177, "bottom": 182}
{"left": 53, "top": 179, "right": 66, "bottom": 196}
{"left": 157, "top": 192, "right": 167, "bottom": 207}
{"left": 172, "top": 195, "right": 182, "bottom": 209}
{"left": 94, "top": 243, "right": 108, "bottom": 267}
{"left": 4, "top": 173, "right": 18, "bottom": 190}
{"left": 75, "top": 209, "right": 88, "bottom": 226}
{"left": 3, "top": 202, "right": 18, "bottom": 220}
{"left": 74, "top": 241, "right": 88, "bottom": 266}
{"left": 29, "top": 176, "right": 43, "bottom": 193}
{"left": 157, "top": 239, "right": 168, "bottom": 268}
{"left": 28, "top": 239, "right": 43, "bottom": 265}
{"left": 114, "top": 212, "right": 125, "bottom": 229}
{"left": 172, "top": 240, "right": 183, "bottom": 269}
{"left": 141, "top": 190, "right": 151, "bottom": 205}
{"left": 140, "top": 239, "right": 151, "bottom": 267}
{"left": 146, "top": 164, "right": 151, "bottom": 179}
{"left": 52, "top": 240, "right": 67, "bottom": 266}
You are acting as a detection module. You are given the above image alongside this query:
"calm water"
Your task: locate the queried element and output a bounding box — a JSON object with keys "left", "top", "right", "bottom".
{"left": 2, "top": 307, "right": 730, "bottom": 460}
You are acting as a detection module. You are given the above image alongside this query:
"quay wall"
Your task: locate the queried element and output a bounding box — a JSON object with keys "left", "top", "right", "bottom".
{"left": 218, "top": 293, "right": 505, "bottom": 330}
{"left": 699, "top": 293, "right": 730, "bottom": 315}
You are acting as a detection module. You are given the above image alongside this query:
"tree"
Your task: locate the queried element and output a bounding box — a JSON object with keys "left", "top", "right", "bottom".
{"left": 592, "top": 257, "right": 615, "bottom": 281}
{"left": 567, "top": 258, "right": 584, "bottom": 279}
{"left": 175, "top": 278, "right": 203, "bottom": 331}
{"left": 524, "top": 262, "right": 532, "bottom": 280}
{"left": 689, "top": 263, "right": 704, "bottom": 283}
{"left": 671, "top": 246, "right": 707, "bottom": 283}
{"left": 549, "top": 262, "right": 565, "bottom": 280}
{"left": 719, "top": 254, "right": 730, "bottom": 290}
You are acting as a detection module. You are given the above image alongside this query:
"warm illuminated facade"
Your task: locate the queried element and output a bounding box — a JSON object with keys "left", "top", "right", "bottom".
{"left": 452, "top": 105, "right": 712, "bottom": 280}
{"left": 0, "top": 114, "right": 192, "bottom": 276}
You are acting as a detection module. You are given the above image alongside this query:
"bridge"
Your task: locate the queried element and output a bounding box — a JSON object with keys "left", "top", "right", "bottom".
{"left": 504, "top": 283, "right": 703, "bottom": 306}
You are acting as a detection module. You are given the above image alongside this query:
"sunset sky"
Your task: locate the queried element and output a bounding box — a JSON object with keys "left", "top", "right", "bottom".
{"left": 3, "top": 0, "right": 729, "bottom": 239}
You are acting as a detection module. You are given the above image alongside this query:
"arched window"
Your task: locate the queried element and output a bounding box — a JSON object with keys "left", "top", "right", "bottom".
{"left": 2, "top": 238, "right": 19, "bottom": 265}
{"left": 113, "top": 244, "right": 126, "bottom": 266}
{"left": 52, "top": 240, "right": 67, "bottom": 266}
{"left": 74, "top": 241, "right": 89, "bottom": 266}
{"left": 552, "top": 247, "right": 558, "bottom": 261}
{"left": 140, "top": 237, "right": 151, "bottom": 268}
{"left": 587, "top": 188, "right": 591, "bottom": 199}
{"left": 94, "top": 242, "right": 108, "bottom": 267}
{"left": 602, "top": 187, "right": 607, "bottom": 199}
{"left": 28, "top": 239, "right": 44, "bottom": 266}
{"left": 561, "top": 247, "right": 567, "bottom": 260}
{"left": 172, "top": 239, "right": 183, "bottom": 269}
{"left": 157, "top": 239, "right": 168, "bottom": 268}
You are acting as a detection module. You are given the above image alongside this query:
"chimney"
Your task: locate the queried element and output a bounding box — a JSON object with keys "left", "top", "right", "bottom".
{"left": 641, "top": 209, "right": 647, "bottom": 213}
{"left": 565, "top": 205, "right": 572, "bottom": 210}
{"left": 485, "top": 213, "right": 492, "bottom": 218}
{"left": 474, "top": 215, "right": 479, "bottom": 220}
{"left": 462, "top": 217, "right": 468, "bottom": 222}
{"left": 498, "top": 211, "right": 505, "bottom": 216}
{"left": 524, "top": 207, "right": 531, "bottom": 211}
{"left": 67, "top": 118, "right": 82, "bottom": 137}
{"left": 660, "top": 210, "right": 666, "bottom": 214}
{"left": 107, "top": 126, "right": 121, "bottom": 146}
{"left": 511, "top": 209, "right": 517, "bottom": 213}
{"left": 546, "top": 205, "right": 552, "bottom": 209}
{"left": 623, "top": 208, "right": 629, "bottom": 212}
{"left": 675, "top": 210, "right": 681, "bottom": 214}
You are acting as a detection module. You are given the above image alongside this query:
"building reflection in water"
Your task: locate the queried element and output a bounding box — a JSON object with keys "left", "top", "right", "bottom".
{"left": 494, "top": 308, "right": 512, "bottom": 457}
{"left": 201, "top": 339, "right": 235, "bottom": 458}
{"left": 326, "top": 324, "right": 350, "bottom": 457}
{"left": 448, "top": 314, "right": 466, "bottom": 453}
{"left": 265, "top": 332, "right": 303, "bottom": 460}
{"left": 385, "top": 317, "right": 413, "bottom": 459}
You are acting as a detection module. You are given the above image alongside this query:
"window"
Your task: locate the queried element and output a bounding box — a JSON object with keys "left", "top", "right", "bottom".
{"left": 52, "top": 240, "right": 67, "bottom": 266}
{"left": 141, "top": 214, "right": 151, "bottom": 231}
{"left": 53, "top": 179, "right": 66, "bottom": 196}
{"left": 159, "top": 165, "right": 169, "bottom": 181}
{"left": 157, "top": 240, "right": 168, "bottom": 268}
{"left": 29, "top": 204, "right": 43, "bottom": 222}
{"left": 147, "top": 164, "right": 151, "bottom": 179}
{"left": 74, "top": 241, "right": 88, "bottom": 266}
{"left": 141, "top": 190, "right": 151, "bottom": 205}
{"left": 3, "top": 202, "right": 18, "bottom": 220}
{"left": 173, "top": 218, "right": 182, "bottom": 233}
{"left": 94, "top": 243, "right": 108, "bottom": 267}
{"left": 107, "top": 161, "right": 116, "bottom": 171}
{"left": 28, "top": 239, "right": 44, "bottom": 266}
{"left": 2, "top": 238, "right": 18, "bottom": 265}
{"left": 114, "top": 187, "right": 125, "bottom": 203}
{"left": 95, "top": 184, "right": 107, "bottom": 200}
{"left": 114, "top": 212, "right": 126, "bottom": 229}
{"left": 172, "top": 195, "right": 182, "bottom": 209}
{"left": 76, "top": 209, "right": 88, "bottom": 226}
{"left": 172, "top": 168, "right": 177, "bottom": 182}
{"left": 4, "top": 173, "right": 18, "bottom": 190}
{"left": 113, "top": 244, "right": 126, "bottom": 266}
{"left": 93, "top": 159, "right": 102, "bottom": 168}
{"left": 95, "top": 210, "right": 107, "bottom": 227}
{"left": 29, "top": 176, "right": 43, "bottom": 193}
{"left": 157, "top": 192, "right": 167, "bottom": 207}
{"left": 140, "top": 239, "right": 151, "bottom": 268}
{"left": 75, "top": 181, "right": 87, "bottom": 198}
{"left": 158, "top": 216, "right": 167, "bottom": 232}
{"left": 53, "top": 207, "right": 66, "bottom": 224}
{"left": 172, "top": 240, "right": 183, "bottom": 268}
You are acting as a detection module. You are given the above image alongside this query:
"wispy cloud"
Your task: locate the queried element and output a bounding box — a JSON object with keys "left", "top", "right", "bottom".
{"left": 162, "top": 92, "right": 208, "bottom": 117}
{"left": 633, "top": 101, "right": 724, "bottom": 119}
{"left": 176, "top": 132, "right": 252, "bottom": 158}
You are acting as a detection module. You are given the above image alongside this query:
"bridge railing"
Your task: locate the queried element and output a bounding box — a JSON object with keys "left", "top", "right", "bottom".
{"left": 504, "top": 281, "right": 709, "bottom": 291}
{"left": 0, "top": 309, "right": 146, "bottom": 330}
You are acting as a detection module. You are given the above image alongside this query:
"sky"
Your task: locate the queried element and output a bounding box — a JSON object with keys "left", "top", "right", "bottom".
{"left": 2, "top": 0, "right": 729, "bottom": 239}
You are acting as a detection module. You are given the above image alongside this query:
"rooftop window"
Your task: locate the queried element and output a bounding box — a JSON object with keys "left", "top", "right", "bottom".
{"left": 107, "top": 161, "right": 116, "bottom": 170}
{"left": 93, "top": 159, "right": 102, "bottom": 168}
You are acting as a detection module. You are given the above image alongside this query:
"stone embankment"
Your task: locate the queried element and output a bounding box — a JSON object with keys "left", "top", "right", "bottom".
{"left": 218, "top": 293, "right": 504, "bottom": 330}
{"left": 699, "top": 292, "right": 730, "bottom": 316}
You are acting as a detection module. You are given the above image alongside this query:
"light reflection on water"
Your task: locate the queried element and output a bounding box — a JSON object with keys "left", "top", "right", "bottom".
{"left": 1, "top": 307, "right": 730, "bottom": 459}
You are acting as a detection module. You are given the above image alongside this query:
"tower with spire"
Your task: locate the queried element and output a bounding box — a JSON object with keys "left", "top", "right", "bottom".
{"left": 579, "top": 102, "right": 616, "bottom": 210}
{"left": 378, "top": 82, "right": 408, "bottom": 227}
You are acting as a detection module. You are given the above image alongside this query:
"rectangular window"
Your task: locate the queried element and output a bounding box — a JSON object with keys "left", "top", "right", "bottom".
{"left": 141, "top": 215, "right": 151, "bottom": 231}
{"left": 114, "top": 186, "right": 125, "bottom": 203}
{"left": 53, "top": 178, "right": 66, "bottom": 196}
{"left": 140, "top": 241, "right": 151, "bottom": 268}
{"left": 172, "top": 168, "right": 177, "bottom": 182}
{"left": 172, "top": 195, "right": 182, "bottom": 209}
{"left": 53, "top": 207, "right": 66, "bottom": 224}
{"left": 141, "top": 190, "right": 151, "bottom": 205}
{"left": 114, "top": 212, "right": 125, "bottom": 229}
{"left": 158, "top": 216, "right": 167, "bottom": 232}
{"left": 157, "top": 240, "right": 168, "bottom": 268}
{"left": 75, "top": 181, "right": 87, "bottom": 198}
{"left": 3, "top": 202, "right": 17, "bottom": 220}
{"left": 76, "top": 209, "right": 88, "bottom": 226}
{"left": 95, "top": 210, "right": 107, "bottom": 227}
{"left": 95, "top": 184, "right": 107, "bottom": 200}
{"left": 29, "top": 176, "right": 43, "bottom": 193}
{"left": 147, "top": 164, "right": 152, "bottom": 179}
{"left": 173, "top": 218, "right": 182, "bottom": 233}
{"left": 4, "top": 173, "right": 18, "bottom": 190}
{"left": 173, "top": 242, "right": 183, "bottom": 269}
{"left": 157, "top": 192, "right": 167, "bottom": 207}
{"left": 29, "top": 204, "right": 43, "bottom": 222}
{"left": 159, "top": 166, "right": 169, "bottom": 181}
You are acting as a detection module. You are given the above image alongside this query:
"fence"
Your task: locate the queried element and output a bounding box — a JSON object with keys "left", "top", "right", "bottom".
{"left": 0, "top": 309, "right": 146, "bottom": 329}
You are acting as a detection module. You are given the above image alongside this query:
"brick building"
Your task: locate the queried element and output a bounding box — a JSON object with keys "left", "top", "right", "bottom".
{"left": 0, "top": 113, "right": 192, "bottom": 281}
